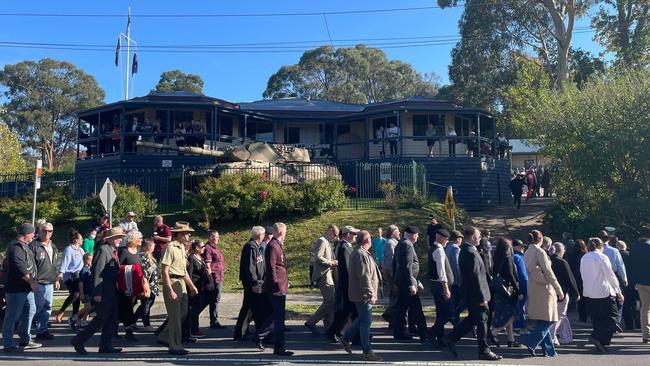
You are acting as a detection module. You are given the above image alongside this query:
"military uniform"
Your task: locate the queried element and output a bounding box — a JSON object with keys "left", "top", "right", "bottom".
{"left": 158, "top": 240, "right": 189, "bottom": 351}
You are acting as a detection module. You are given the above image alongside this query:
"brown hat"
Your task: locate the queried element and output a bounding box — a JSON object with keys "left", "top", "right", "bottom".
{"left": 103, "top": 227, "right": 124, "bottom": 240}
{"left": 170, "top": 221, "right": 195, "bottom": 233}
{"left": 449, "top": 230, "right": 464, "bottom": 241}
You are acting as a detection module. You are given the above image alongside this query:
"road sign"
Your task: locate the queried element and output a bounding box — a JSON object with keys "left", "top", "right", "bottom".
{"left": 99, "top": 178, "right": 117, "bottom": 226}
{"left": 444, "top": 186, "right": 457, "bottom": 229}
{"left": 31, "top": 159, "right": 43, "bottom": 225}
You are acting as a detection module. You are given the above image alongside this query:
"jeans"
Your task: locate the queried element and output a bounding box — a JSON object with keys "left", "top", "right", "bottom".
{"left": 344, "top": 302, "right": 373, "bottom": 353}
{"left": 2, "top": 291, "right": 36, "bottom": 348}
{"left": 134, "top": 294, "right": 156, "bottom": 327}
{"left": 523, "top": 320, "right": 556, "bottom": 356}
{"left": 34, "top": 283, "right": 53, "bottom": 335}
{"left": 209, "top": 282, "right": 222, "bottom": 325}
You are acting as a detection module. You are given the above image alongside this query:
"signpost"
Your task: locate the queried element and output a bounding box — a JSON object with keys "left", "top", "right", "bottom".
{"left": 31, "top": 160, "right": 42, "bottom": 226}
{"left": 444, "top": 185, "right": 457, "bottom": 230}
{"left": 99, "top": 178, "right": 117, "bottom": 227}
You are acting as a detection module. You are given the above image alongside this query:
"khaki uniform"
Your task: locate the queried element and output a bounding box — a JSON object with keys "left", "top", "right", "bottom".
{"left": 158, "top": 240, "right": 189, "bottom": 351}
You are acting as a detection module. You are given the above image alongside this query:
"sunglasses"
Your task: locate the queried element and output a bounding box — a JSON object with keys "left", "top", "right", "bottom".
{"left": 44, "top": 230, "right": 53, "bottom": 233}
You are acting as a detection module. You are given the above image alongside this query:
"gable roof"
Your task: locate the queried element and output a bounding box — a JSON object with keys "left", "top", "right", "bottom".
{"left": 510, "top": 139, "right": 543, "bottom": 154}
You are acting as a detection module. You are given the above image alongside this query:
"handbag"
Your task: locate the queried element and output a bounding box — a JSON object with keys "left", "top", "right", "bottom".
{"left": 492, "top": 273, "right": 517, "bottom": 304}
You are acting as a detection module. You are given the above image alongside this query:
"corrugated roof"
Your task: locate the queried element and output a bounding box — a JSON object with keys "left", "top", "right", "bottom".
{"left": 510, "top": 139, "right": 543, "bottom": 154}
{"left": 239, "top": 98, "right": 364, "bottom": 113}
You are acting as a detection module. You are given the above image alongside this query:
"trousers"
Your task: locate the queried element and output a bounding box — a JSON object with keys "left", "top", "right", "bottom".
{"left": 158, "top": 279, "right": 188, "bottom": 351}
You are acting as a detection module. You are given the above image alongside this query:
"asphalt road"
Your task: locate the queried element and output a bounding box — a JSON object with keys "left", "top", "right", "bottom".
{"left": 1, "top": 307, "right": 648, "bottom": 366}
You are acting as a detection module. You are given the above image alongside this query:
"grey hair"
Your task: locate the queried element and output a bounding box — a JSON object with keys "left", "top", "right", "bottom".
{"left": 251, "top": 226, "right": 265, "bottom": 239}
{"left": 386, "top": 224, "right": 399, "bottom": 238}
{"left": 542, "top": 236, "right": 553, "bottom": 249}
{"left": 551, "top": 242, "right": 564, "bottom": 255}
{"left": 125, "top": 230, "right": 143, "bottom": 246}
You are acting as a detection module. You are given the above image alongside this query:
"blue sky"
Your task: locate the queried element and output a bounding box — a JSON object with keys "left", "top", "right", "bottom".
{"left": 0, "top": 0, "right": 604, "bottom": 104}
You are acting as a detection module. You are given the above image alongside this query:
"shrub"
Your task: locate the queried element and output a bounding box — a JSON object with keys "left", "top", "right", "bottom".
{"left": 299, "top": 177, "right": 346, "bottom": 214}
{"left": 0, "top": 185, "right": 79, "bottom": 242}
{"left": 398, "top": 185, "right": 428, "bottom": 209}
{"left": 378, "top": 181, "right": 398, "bottom": 209}
{"left": 87, "top": 182, "right": 157, "bottom": 221}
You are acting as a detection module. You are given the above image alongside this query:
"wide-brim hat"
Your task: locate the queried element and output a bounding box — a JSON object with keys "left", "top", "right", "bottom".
{"left": 170, "top": 221, "right": 195, "bottom": 233}
{"left": 341, "top": 226, "right": 360, "bottom": 235}
{"left": 126, "top": 211, "right": 136, "bottom": 217}
{"left": 103, "top": 227, "right": 124, "bottom": 240}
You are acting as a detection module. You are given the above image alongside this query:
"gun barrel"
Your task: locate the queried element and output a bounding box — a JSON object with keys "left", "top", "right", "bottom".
{"left": 135, "top": 141, "right": 225, "bottom": 157}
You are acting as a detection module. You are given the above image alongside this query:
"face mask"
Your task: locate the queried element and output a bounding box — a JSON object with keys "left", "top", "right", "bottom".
{"left": 90, "top": 234, "right": 96, "bottom": 240}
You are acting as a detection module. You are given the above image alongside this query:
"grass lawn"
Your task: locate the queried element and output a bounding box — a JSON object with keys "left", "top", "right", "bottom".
{"left": 32, "top": 201, "right": 460, "bottom": 292}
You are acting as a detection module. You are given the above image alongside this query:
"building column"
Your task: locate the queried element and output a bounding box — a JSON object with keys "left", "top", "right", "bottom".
{"left": 397, "top": 109, "right": 403, "bottom": 158}
{"left": 119, "top": 107, "right": 126, "bottom": 159}
{"left": 244, "top": 115, "right": 248, "bottom": 143}
{"left": 364, "top": 118, "right": 369, "bottom": 160}
{"left": 476, "top": 113, "right": 481, "bottom": 160}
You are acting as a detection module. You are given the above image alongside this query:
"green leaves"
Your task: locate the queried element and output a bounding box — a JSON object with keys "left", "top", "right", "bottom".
{"left": 263, "top": 45, "right": 439, "bottom": 103}
{"left": 151, "top": 69, "right": 205, "bottom": 95}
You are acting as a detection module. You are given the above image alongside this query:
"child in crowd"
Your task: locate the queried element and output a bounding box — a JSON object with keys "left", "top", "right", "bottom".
{"left": 71, "top": 253, "right": 94, "bottom": 329}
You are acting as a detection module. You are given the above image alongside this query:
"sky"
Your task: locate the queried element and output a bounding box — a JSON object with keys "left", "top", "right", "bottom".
{"left": 0, "top": 0, "right": 605, "bottom": 104}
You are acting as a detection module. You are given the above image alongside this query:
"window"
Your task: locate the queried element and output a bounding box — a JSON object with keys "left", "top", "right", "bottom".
{"left": 454, "top": 115, "right": 471, "bottom": 136}
{"left": 284, "top": 127, "right": 300, "bottom": 144}
{"left": 412, "top": 115, "right": 428, "bottom": 138}
{"left": 219, "top": 116, "right": 233, "bottom": 137}
{"left": 256, "top": 122, "right": 273, "bottom": 142}
{"left": 337, "top": 124, "right": 350, "bottom": 135}
{"left": 320, "top": 124, "right": 334, "bottom": 144}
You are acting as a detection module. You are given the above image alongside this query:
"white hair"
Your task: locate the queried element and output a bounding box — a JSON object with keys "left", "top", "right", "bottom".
{"left": 125, "top": 230, "right": 143, "bottom": 246}
{"left": 251, "top": 226, "right": 265, "bottom": 239}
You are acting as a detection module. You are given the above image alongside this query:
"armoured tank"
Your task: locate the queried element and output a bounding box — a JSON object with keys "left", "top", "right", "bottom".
{"left": 135, "top": 141, "right": 341, "bottom": 184}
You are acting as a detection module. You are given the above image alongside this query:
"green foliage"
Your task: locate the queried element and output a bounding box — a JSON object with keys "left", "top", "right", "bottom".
{"left": 87, "top": 183, "right": 157, "bottom": 221}
{"left": 398, "top": 186, "right": 429, "bottom": 209}
{"left": 519, "top": 68, "right": 650, "bottom": 240}
{"left": 592, "top": 0, "right": 650, "bottom": 67}
{"left": 378, "top": 181, "right": 398, "bottom": 209}
{"left": 0, "top": 122, "right": 27, "bottom": 173}
{"left": 152, "top": 70, "right": 205, "bottom": 94}
{"left": 0, "top": 58, "right": 105, "bottom": 171}
{"left": 0, "top": 186, "right": 79, "bottom": 242}
{"left": 263, "top": 45, "right": 438, "bottom": 104}
{"left": 190, "top": 174, "right": 346, "bottom": 227}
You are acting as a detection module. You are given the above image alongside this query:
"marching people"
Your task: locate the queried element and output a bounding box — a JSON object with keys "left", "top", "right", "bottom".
{"left": 580, "top": 237, "right": 624, "bottom": 353}
{"left": 569, "top": 239, "right": 589, "bottom": 323}
{"left": 522, "top": 230, "right": 564, "bottom": 357}
{"left": 306, "top": 224, "right": 338, "bottom": 334}
{"left": 339, "top": 230, "right": 383, "bottom": 362}
{"left": 629, "top": 225, "right": 650, "bottom": 343}
{"left": 152, "top": 215, "right": 172, "bottom": 262}
{"left": 325, "top": 226, "right": 359, "bottom": 343}
{"left": 602, "top": 229, "right": 628, "bottom": 330}
{"left": 446, "top": 230, "right": 463, "bottom": 325}
{"left": 3, "top": 223, "right": 41, "bottom": 353}
{"left": 234, "top": 226, "right": 267, "bottom": 343}
{"left": 393, "top": 225, "right": 427, "bottom": 342}
{"left": 428, "top": 229, "right": 455, "bottom": 346}
{"left": 380, "top": 224, "right": 400, "bottom": 325}
{"left": 157, "top": 222, "right": 198, "bottom": 355}
{"left": 509, "top": 173, "right": 525, "bottom": 210}
{"left": 262, "top": 222, "right": 293, "bottom": 356}
{"left": 203, "top": 231, "right": 226, "bottom": 329}
{"left": 512, "top": 239, "right": 528, "bottom": 331}
{"left": 187, "top": 240, "right": 213, "bottom": 338}
{"left": 371, "top": 228, "right": 386, "bottom": 264}
{"left": 134, "top": 239, "right": 158, "bottom": 331}
{"left": 30, "top": 222, "right": 59, "bottom": 341}
{"left": 118, "top": 230, "right": 144, "bottom": 342}
{"left": 549, "top": 242, "right": 580, "bottom": 345}
{"left": 58, "top": 230, "right": 85, "bottom": 327}
{"left": 71, "top": 227, "right": 124, "bottom": 355}
{"left": 489, "top": 237, "right": 522, "bottom": 348}
{"left": 74, "top": 253, "right": 94, "bottom": 329}
{"left": 82, "top": 228, "right": 96, "bottom": 255}
{"left": 440, "top": 226, "right": 502, "bottom": 361}
{"left": 617, "top": 241, "right": 640, "bottom": 330}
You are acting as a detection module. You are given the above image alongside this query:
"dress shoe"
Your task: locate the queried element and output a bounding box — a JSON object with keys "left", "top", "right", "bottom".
{"left": 507, "top": 340, "right": 522, "bottom": 348}
{"left": 589, "top": 337, "right": 607, "bottom": 353}
{"left": 70, "top": 339, "right": 88, "bottom": 355}
{"left": 3, "top": 345, "right": 23, "bottom": 353}
{"left": 190, "top": 330, "right": 206, "bottom": 338}
{"left": 35, "top": 332, "right": 55, "bottom": 341}
{"left": 479, "top": 350, "right": 503, "bottom": 361}
{"left": 98, "top": 347, "right": 122, "bottom": 354}
{"left": 273, "top": 349, "right": 294, "bottom": 356}
{"left": 304, "top": 322, "right": 319, "bottom": 335}
{"left": 210, "top": 323, "right": 227, "bottom": 330}
{"left": 440, "top": 337, "right": 458, "bottom": 357}
{"left": 339, "top": 337, "right": 352, "bottom": 354}
{"left": 393, "top": 334, "right": 413, "bottom": 341}
{"left": 168, "top": 348, "right": 189, "bottom": 356}
{"left": 361, "top": 351, "right": 383, "bottom": 361}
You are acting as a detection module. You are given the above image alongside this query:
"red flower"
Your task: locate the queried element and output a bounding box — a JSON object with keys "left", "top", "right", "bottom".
{"left": 347, "top": 186, "right": 357, "bottom": 194}
{"left": 260, "top": 191, "right": 269, "bottom": 199}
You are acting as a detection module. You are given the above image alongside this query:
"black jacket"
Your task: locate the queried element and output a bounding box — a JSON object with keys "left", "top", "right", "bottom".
{"left": 91, "top": 242, "right": 118, "bottom": 299}
{"left": 492, "top": 254, "right": 520, "bottom": 295}
{"left": 458, "top": 242, "right": 491, "bottom": 304}
{"left": 336, "top": 240, "right": 354, "bottom": 296}
{"left": 239, "top": 240, "right": 265, "bottom": 289}
{"left": 509, "top": 176, "right": 525, "bottom": 194}
{"left": 551, "top": 254, "right": 579, "bottom": 298}
{"left": 394, "top": 238, "right": 420, "bottom": 288}
{"left": 629, "top": 240, "right": 650, "bottom": 286}
{"left": 29, "top": 240, "right": 59, "bottom": 285}
{"left": 4, "top": 239, "right": 36, "bottom": 293}
{"left": 187, "top": 254, "right": 207, "bottom": 289}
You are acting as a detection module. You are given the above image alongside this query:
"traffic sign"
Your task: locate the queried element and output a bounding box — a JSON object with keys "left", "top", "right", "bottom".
{"left": 444, "top": 186, "right": 457, "bottom": 229}
{"left": 99, "top": 178, "right": 117, "bottom": 226}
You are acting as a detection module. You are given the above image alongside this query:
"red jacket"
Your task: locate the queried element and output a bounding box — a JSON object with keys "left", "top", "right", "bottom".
{"left": 264, "top": 238, "right": 288, "bottom": 294}
{"left": 118, "top": 262, "right": 146, "bottom": 299}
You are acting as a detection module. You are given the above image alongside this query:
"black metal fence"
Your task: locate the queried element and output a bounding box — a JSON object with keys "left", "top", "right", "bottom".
{"left": 0, "top": 161, "right": 427, "bottom": 215}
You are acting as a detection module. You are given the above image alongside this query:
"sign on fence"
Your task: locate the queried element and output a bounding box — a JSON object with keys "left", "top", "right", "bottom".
{"left": 380, "top": 162, "right": 392, "bottom": 181}
{"left": 99, "top": 178, "right": 117, "bottom": 226}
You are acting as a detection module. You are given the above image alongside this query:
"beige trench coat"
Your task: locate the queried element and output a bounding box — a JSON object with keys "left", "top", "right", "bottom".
{"left": 524, "top": 244, "right": 564, "bottom": 322}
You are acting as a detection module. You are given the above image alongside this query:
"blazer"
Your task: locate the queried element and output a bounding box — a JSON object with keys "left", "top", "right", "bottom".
{"left": 264, "top": 238, "right": 289, "bottom": 294}
{"left": 551, "top": 254, "right": 579, "bottom": 298}
{"left": 394, "top": 238, "right": 420, "bottom": 289}
{"left": 239, "top": 240, "right": 264, "bottom": 289}
{"left": 348, "top": 246, "right": 382, "bottom": 303}
{"left": 458, "top": 242, "right": 491, "bottom": 305}
{"left": 91, "top": 242, "right": 118, "bottom": 300}
{"left": 336, "top": 240, "right": 354, "bottom": 296}
{"left": 310, "top": 236, "right": 335, "bottom": 285}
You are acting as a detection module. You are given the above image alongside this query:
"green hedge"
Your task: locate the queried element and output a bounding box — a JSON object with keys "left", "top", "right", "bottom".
{"left": 86, "top": 182, "right": 158, "bottom": 221}
{"left": 190, "top": 174, "right": 346, "bottom": 227}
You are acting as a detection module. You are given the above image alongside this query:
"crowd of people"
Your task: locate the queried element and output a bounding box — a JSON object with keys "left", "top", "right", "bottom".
{"left": 1, "top": 211, "right": 649, "bottom": 362}
{"left": 509, "top": 165, "right": 552, "bottom": 209}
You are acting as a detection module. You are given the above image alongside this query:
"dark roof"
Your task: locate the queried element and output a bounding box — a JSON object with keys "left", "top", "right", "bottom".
{"left": 239, "top": 98, "right": 364, "bottom": 113}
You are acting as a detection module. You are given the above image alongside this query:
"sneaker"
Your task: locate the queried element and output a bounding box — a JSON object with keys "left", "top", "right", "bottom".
{"left": 190, "top": 331, "right": 206, "bottom": 338}
{"left": 18, "top": 341, "right": 42, "bottom": 350}
{"left": 361, "top": 351, "right": 383, "bottom": 362}
{"left": 339, "top": 337, "right": 352, "bottom": 354}
{"left": 68, "top": 314, "right": 79, "bottom": 330}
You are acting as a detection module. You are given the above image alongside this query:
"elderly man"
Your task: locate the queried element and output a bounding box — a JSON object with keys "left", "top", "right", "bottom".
{"left": 119, "top": 212, "right": 139, "bottom": 247}
{"left": 429, "top": 229, "right": 454, "bottom": 345}
{"left": 71, "top": 227, "right": 124, "bottom": 355}
{"left": 30, "top": 222, "right": 59, "bottom": 341}
{"left": 158, "top": 222, "right": 198, "bottom": 355}
{"left": 234, "top": 226, "right": 267, "bottom": 343}
{"left": 204, "top": 230, "right": 226, "bottom": 329}
{"left": 380, "top": 225, "right": 400, "bottom": 325}
{"left": 306, "top": 224, "right": 339, "bottom": 334}
{"left": 325, "top": 225, "right": 359, "bottom": 343}
{"left": 262, "top": 222, "right": 293, "bottom": 356}
{"left": 152, "top": 215, "right": 172, "bottom": 262}
{"left": 339, "top": 230, "right": 383, "bottom": 362}
{"left": 393, "top": 225, "right": 427, "bottom": 342}
{"left": 3, "top": 223, "right": 41, "bottom": 353}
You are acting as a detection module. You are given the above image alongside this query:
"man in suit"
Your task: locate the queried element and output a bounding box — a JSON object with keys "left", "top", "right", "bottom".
{"left": 305, "top": 224, "right": 339, "bottom": 334}
{"left": 262, "top": 223, "right": 293, "bottom": 356}
{"left": 392, "top": 225, "right": 427, "bottom": 341}
{"left": 441, "top": 226, "right": 502, "bottom": 361}
{"left": 234, "top": 226, "right": 268, "bottom": 344}
{"left": 71, "top": 227, "right": 123, "bottom": 355}
{"left": 325, "top": 226, "right": 359, "bottom": 343}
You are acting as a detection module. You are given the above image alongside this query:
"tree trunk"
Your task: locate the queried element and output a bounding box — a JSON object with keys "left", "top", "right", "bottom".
{"left": 556, "top": 42, "right": 571, "bottom": 87}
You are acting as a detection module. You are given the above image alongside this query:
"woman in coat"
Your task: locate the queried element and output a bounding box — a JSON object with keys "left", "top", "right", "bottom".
{"left": 489, "top": 237, "right": 523, "bottom": 347}
{"left": 549, "top": 242, "right": 580, "bottom": 345}
{"left": 187, "top": 240, "right": 212, "bottom": 338}
{"left": 522, "top": 230, "right": 564, "bottom": 357}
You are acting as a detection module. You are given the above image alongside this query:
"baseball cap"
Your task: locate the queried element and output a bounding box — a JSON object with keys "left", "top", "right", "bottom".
{"left": 17, "top": 223, "right": 36, "bottom": 236}
{"left": 341, "top": 226, "right": 360, "bottom": 235}
{"left": 427, "top": 214, "right": 438, "bottom": 220}
{"left": 265, "top": 226, "right": 274, "bottom": 236}
{"left": 126, "top": 211, "right": 136, "bottom": 217}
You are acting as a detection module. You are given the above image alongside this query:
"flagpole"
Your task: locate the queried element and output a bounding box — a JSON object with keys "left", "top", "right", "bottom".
{"left": 125, "top": 6, "right": 131, "bottom": 100}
